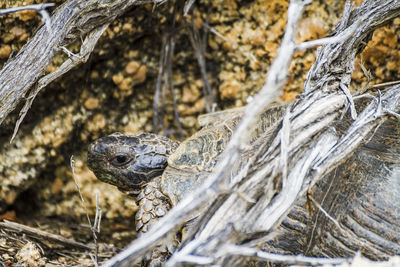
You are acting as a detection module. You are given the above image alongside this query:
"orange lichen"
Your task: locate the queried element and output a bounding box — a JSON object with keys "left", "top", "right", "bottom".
{"left": 112, "top": 73, "right": 124, "bottom": 85}
{"left": 281, "top": 91, "right": 299, "bottom": 102}
{"left": 220, "top": 79, "right": 239, "bottom": 99}
{"left": 0, "top": 45, "right": 11, "bottom": 59}
{"left": 132, "top": 65, "right": 147, "bottom": 84}
{"left": 84, "top": 98, "right": 100, "bottom": 110}
{"left": 17, "top": 10, "right": 37, "bottom": 21}
{"left": 125, "top": 61, "right": 140, "bottom": 75}
{"left": 182, "top": 85, "right": 200, "bottom": 103}
{"left": 353, "top": 25, "right": 400, "bottom": 84}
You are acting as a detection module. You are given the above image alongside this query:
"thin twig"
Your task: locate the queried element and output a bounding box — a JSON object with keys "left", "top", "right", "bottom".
{"left": 94, "top": 192, "right": 102, "bottom": 234}
{"left": 10, "top": 23, "right": 109, "bottom": 142}
{"left": 0, "top": 220, "right": 93, "bottom": 250}
{"left": 153, "top": 37, "right": 167, "bottom": 133}
{"left": 0, "top": 4, "right": 55, "bottom": 34}
{"left": 101, "top": 1, "right": 311, "bottom": 265}
{"left": 203, "top": 23, "right": 257, "bottom": 62}
{"left": 93, "top": 192, "right": 102, "bottom": 264}
{"left": 280, "top": 108, "right": 291, "bottom": 187}
{"left": 188, "top": 19, "right": 214, "bottom": 112}
{"left": 355, "top": 58, "right": 372, "bottom": 95}
{"left": 218, "top": 244, "right": 350, "bottom": 266}
{"left": 308, "top": 194, "right": 342, "bottom": 231}
{"left": 295, "top": 18, "right": 361, "bottom": 50}
{"left": 368, "top": 80, "right": 400, "bottom": 89}
{"left": 70, "top": 155, "right": 99, "bottom": 265}
{"left": 340, "top": 83, "right": 357, "bottom": 119}
{"left": 166, "top": 37, "right": 184, "bottom": 138}
{"left": 71, "top": 156, "right": 92, "bottom": 230}
{"left": 203, "top": 23, "right": 236, "bottom": 47}
{"left": 0, "top": 3, "right": 55, "bottom": 14}
{"left": 183, "top": 0, "right": 196, "bottom": 16}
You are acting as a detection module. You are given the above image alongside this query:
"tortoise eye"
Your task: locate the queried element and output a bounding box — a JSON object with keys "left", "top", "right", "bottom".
{"left": 111, "top": 154, "right": 132, "bottom": 166}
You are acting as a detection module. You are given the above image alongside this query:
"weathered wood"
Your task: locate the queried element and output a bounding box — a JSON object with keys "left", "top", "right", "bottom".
{"left": 100, "top": 0, "right": 400, "bottom": 266}
{"left": 0, "top": 220, "right": 94, "bottom": 250}
{"left": 0, "top": 0, "right": 139, "bottom": 134}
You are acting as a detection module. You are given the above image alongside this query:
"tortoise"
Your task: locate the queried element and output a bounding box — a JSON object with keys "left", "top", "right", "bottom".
{"left": 87, "top": 103, "right": 400, "bottom": 264}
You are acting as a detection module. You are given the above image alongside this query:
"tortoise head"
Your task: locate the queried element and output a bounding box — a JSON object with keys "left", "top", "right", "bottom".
{"left": 87, "top": 132, "right": 179, "bottom": 193}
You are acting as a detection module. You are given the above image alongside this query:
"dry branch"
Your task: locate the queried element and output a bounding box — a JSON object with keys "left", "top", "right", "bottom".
{"left": 0, "top": 220, "right": 94, "bottom": 250}
{"left": 0, "top": 0, "right": 141, "bottom": 139}
{"left": 0, "top": 3, "right": 55, "bottom": 15}
{"left": 101, "top": 0, "right": 400, "bottom": 266}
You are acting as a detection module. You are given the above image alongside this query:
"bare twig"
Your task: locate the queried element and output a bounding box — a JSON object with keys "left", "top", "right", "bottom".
{"left": 70, "top": 155, "right": 101, "bottom": 265}
{"left": 188, "top": 18, "right": 214, "bottom": 112}
{"left": 295, "top": 18, "right": 361, "bottom": 50}
{"left": 183, "top": 0, "right": 195, "bottom": 16}
{"left": 11, "top": 23, "right": 109, "bottom": 142}
{"left": 203, "top": 23, "right": 236, "bottom": 47}
{"left": 355, "top": 58, "right": 372, "bottom": 95}
{"left": 308, "top": 194, "right": 342, "bottom": 231}
{"left": 71, "top": 156, "right": 93, "bottom": 232}
{"left": 93, "top": 192, "right": 102, "bottom": 234}
{"left": 153, "top": 3, "right": 184, "bottom": 137}
{"left": 368, "top": 80, "right": 400, "bottom": 89}
{"left": 340, "top": 82, "right": 357, "bottom": 119}
{"left": 217, "top": 244, "right": 350, "bottom": 266}
{"left": 0, "top": 0, "right": 141, "bottom": 138}
{"left": 100, "top": 1, "right": 400, "bottom": 265}
{"left": 101, "top": 0, "right": 312, "bottom": 265}
{"left": 0, "top": 3, "right": 55, "bottom": 15}
{"left": 153, "top": 37, "right": 167, "bottom": 133}
{"left": 203, "top": 23, "right": 257, "bottom": 62}
{"left": 0, "top": 220, "right": 93, "bottom": 250}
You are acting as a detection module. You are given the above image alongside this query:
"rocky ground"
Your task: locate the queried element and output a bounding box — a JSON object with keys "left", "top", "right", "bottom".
{"left": 0, "top": 0, "right": 399, "bottom": 266}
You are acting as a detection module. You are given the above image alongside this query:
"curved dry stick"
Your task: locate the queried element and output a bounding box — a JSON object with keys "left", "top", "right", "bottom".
{"left": 101, "top": 0, "right": 312, "bottom": 265}
{"left": 0, "top": 0, "right": 140, "bottom": 137}
{"left": 101, "top": 0, "right": 400, "bottom": 266}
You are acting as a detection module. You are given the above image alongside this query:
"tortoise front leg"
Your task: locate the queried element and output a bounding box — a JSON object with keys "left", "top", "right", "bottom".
{"left": 136, "top": 178, "right": 178, "bottom": 266}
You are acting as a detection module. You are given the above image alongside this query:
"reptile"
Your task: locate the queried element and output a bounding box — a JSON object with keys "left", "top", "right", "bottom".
{"left": 87, "top": 103, "right": 400, "bottom": 264}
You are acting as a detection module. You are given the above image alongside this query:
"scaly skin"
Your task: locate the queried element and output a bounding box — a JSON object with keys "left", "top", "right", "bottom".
{"left": 87, "top": 132, "right": 179, "bottom": 266}
{"left": 87, "top": 132, "right": 179, "bottom": 193}
{"left": 87, "top": 110, "right": 400, "bottom": 263}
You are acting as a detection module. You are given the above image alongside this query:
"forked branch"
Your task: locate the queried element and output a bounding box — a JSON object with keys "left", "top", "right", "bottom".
{"left": 101, "top": 0, "right": 400, "bottom": 266}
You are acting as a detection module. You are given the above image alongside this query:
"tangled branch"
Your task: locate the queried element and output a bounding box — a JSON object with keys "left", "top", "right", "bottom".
{"left": 101, "top": 0, "right": 400, "bottom": 266}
